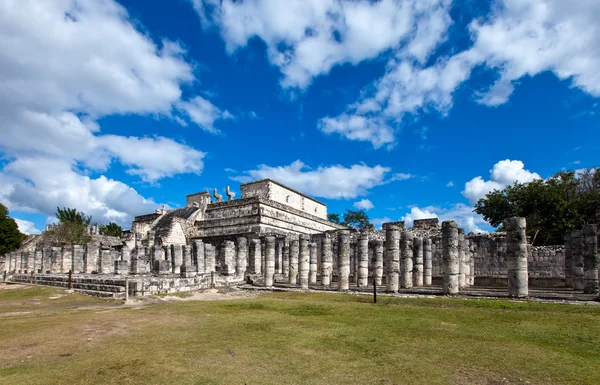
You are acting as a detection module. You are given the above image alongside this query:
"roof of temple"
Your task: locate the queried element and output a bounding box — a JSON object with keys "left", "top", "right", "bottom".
{"left": 153, "top": 206, "right": 201, "bottom": 239}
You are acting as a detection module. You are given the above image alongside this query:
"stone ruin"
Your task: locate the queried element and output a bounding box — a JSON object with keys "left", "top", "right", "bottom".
{"left": 0, "top": 179, "right": 598, "bottom": 301}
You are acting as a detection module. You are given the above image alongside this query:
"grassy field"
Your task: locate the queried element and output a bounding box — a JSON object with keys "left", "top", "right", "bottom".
{"left": 0, "top": 285, "right": 599, "bottom": 385}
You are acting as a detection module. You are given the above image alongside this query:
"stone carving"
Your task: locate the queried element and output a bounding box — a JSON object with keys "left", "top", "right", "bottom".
{"left": 226, "top": 186, "right": 236, "bottom": 201}
{"left": 213, "top": 188, "right": 223, "bottom": 202}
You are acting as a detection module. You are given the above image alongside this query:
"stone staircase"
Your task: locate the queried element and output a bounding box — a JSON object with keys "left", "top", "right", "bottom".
{"left": 9, "top": 273, "right": 128, "bottom": 298}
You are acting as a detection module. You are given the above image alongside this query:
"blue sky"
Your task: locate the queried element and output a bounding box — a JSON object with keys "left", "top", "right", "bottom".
{"left": 1, "top": 0, "right": 598, "bottom": 235}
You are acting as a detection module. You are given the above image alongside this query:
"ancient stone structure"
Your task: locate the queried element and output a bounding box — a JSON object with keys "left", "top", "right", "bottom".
{"left": 308, "top": 242, "right": 318, "bottom": 285}
{"left": 400, "top": 231, "right": 413, "bottom": 289}
{"left": 372, "top": 240, "right": 384, "bottom": 286}
{"left": 413, "top": 237, "right": 423, "bottom": 287}
{"left": 357, "top": 234, "right": 369, "bottom": 287}
{"left": 442, "top": 221, "right": 459, "bottom": 295}
{"left": 264, "top": 236, "right": 275, "bottom": 287}
{"left": 338, "top": 230, "right": 350, "bottom": 291}
{"left": 321, "top": 235, "right": 333, "bottom": 286}
{"left": 385, "top": 225, "right": 400, "bottom": 293}
{"left": 582, "top": 224, "right": 599, "bottom": 294}
{"left": 506, "top": 217, "right": 528, "bottom": 298}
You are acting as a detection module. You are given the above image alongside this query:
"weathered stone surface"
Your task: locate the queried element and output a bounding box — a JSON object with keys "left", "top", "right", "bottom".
{"left": 114, "top": 260, "right": 129, "bottom": 275}
{"left": 413, "top": 237, "right": 423, "bottom": 287}
{"left": 442, "top": 221, "right": 459, "bottom": 295}
{"left": 154, "top": 260, "right": 171, "bottom": 275}
{"left": 100, "top": 250, "right": 113, "bottom": 274}
{"left": 506, "top": 217, "right": 528, "bottom": 298}
{"left": 423, "top": 238, "right": 432, "bottom": 286}
{"left": 338, "top": 230, "right": 350, "bottom": 291}
{"left": 193, "top": 239, "right": 205, "bottom": 273}
{"left": 221, "top": 241, "right": 236, "bottom": 276}
{"left": 357, "top": 234, "right": 369, "bottom": 287}
{"left": 236, "top": 237, "right": 248, "bottom": 276}
{"left": 373, "top": 240, "right": 384, "bottom": 286}
{"left": 321, "top": 235, "right": 333, "bottom": 286}
{"left": 180, "top": 264, "right": 197, "bottom": 278}
{"left": 564, "top": 234, "right": 573, "bottom": 287}
{"left": 299, "top": 234, "right": 310, "bottom": 289}
{"left": 572, "top": 230, "right": 584, "bottom": 290}
{"left": 249, "top": 239, "right": 261, "bottom": 275}
{"left": 309, "top": 242, "right": 318, "bottom": 284}
{"left": 385, "top": 225, "right": 400, "bottom": 293}
{"left": 276, "top": 238, "right": 283, "bottom": 274}
{"left": 204, "top": 243, "right": 216, "bottom": 273}
{"left": 458, "top": 229, "right": 467, "bottom": 288}
{"left": 84, "top": 245, "right": 98, "bottom": 274}
{"left": 400, "top": 231, "right": 413, "bottom": 289}
{"left": 289, "top": 238, "right": 299, "bottom": 284}
{"left": 171, "top": 245, "right": 183, "bottom": 274}
{"left": 282, "top": 238, "right": 290, "bottom": 279}
{"left": 264, "top": 236, "right": 276, "bottom": 287}
{"left": 582, "top": 224, "right": 599, "bottom": 294}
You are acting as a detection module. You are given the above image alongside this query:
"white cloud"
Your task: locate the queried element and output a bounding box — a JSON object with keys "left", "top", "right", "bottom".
{"left": 232, "top": 160, "right": 391, "bottom": 199}
{"left": 462, "top": 159, "right": 541, "bottom": 204}
{"left": 401, "top": 204, "right": 487, "bottom": 233}
{"left": 371, "top": 217, "right": 393, "bottom": 230}
{"left": 446, "top": 181, "right": 454, "bottom": 187}
{"left": 353, "top": 199, "right": 374, "bottom": 211}
{"left": 391, "top": 173, "right": 413, "bottom": 181}
{"left": 194, "top": 0, "right": 453, "bottom": 90}
{"left": 176, "top": 96, "right": 233, "bottom": 133}
{"left": 0, "top": 0, "right": 220, "bottom": 224}
{"left": 14, "top": 218, "right": 41, "bottom": 235}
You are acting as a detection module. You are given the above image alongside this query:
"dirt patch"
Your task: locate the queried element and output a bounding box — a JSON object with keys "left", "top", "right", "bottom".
{"left": 0, "top": 284, "right": 30, "bottom": 290}
{"left": 0, "top": 311, "right": 32, "bottom": 317}
{"left": 154, "top": 289, "right": 257, "bottom": 302}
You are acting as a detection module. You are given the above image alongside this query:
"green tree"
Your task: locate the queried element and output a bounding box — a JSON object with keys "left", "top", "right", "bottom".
{"left": 0, "top": 203, "right": 27, "bottom": 255}
{"left": 474, "top": 169, "right": 598, "bottom": 245}
{"left": 99, "top": 222, "right": 123, "bottom": 237}
{"left": 341, "top": 209, "right": 371, "bottom": 231}
{"left": 327, "top": 213, "right": 340, "bottom": 224}
{"left": 46, "top": 207, "right": 93, "bottom": 245}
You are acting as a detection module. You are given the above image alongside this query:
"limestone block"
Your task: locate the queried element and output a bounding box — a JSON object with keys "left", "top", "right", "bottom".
{"left": 506, "top": 217, "right": 528, "bottom": 298}
{"left": 131, "top": 258, "right": 151, "bottom": 274}
{"left": 289, "top": 238, "right": 299, "bottom": 284}
{"left": 385, "top": 224, "right": 400, "bottom": 293}
{"left": 373, "top": 240, "right": 384, "bottom": 286}
{"left": 458, "top": 230, "right": 467, "bottom": 288}
{"left": 250, "top": 239, "right": 262, "bottom": 275}
{"left": 72, "top": 245, "right": 84, "bottom": 274}
{"left": 180, "top": 265, "right": 197, "bottom": 278}
{"left": 154, "top": 260, "right": 171, "bottom": 275}
{"left": 205, "top": 244, "right": 216, "bottom": 273}
{"left": 171, "top": 245, "right": 183, "bottom": 274}
{"left": 114, "top": 260, "right": 129, "bottom": 275}
{"left": 51, "top": 247, "right": 62, "bottom": 274}
{"left": 100, "top": 250, "right": 114, "bottom": 274}
{"left": 264, "top": 236, "right": 276, "bottom": 287}
{"left": 236, "top": 237, "right": 248, "bottom": 276}
{"left": 442, "top": 221, "right": 459, "bottom": 295}
{"left": 282, "top": 238, "right": 290, "bottom": 279}
{"left": 357, "top": 234, "right": 369, "bottom": 288}
{"left": 299, "top": 235, "right": 310, "bottom": 289}
{"left": 337, "top": 230, "right": 350, "bottom": 291}
{"left": 582, "top": 224, "right": 599, "bottom": 294}
{"left": 412, "top": 237, "right": 423, "bottom": 287}
{"left": 321, "top": 235, "right": 333, "bottom": 286}
{"left": 193, "top": 240, "right": 205, "bottom": 274}
{"left": 423, "top": 238, "right": 432, "bottom": 286}
{"left": 400, "top": 231, "right": 413, "bottom": 289}
{"left": 84, "top": 245, "right": 99, "bottom": 274}
{"left": 221, "top": 241, "right": 236, "bottom": 276}
{"left": 309, "top": 242, "right": 318, "bottom": 284}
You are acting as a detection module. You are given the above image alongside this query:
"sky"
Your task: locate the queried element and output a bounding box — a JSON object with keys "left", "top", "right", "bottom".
{"left": 1, "top": 0, "right": 598, "bottom": 235}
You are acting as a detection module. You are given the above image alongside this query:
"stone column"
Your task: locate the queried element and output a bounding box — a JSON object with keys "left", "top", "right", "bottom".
{"left": 400, "top": 231, "right": 413, "bottom": 289}
{"left": 423, "top": 238, "right": 432, "bottom": 285}
{"left": 357, "top": 233, "right": 369, "bottom": 288}
{"left": 564, "top": 234, "right": 573, "bottom": 287}
{"left": 321, "top": 235, "right": 333, "bottom": 286}
{"left": 34, "top": 249, "right": 43, "bottom": 274}
{"left": 282, "top": 238, "right": 290, "bottom": 280}
{"left": 373, "top": 240, "right": 384, "bottom": 286}
{"left": 170, "top": 245, "right": 182, "bottom": 274}
{"left": 205, "top": 243, "right": 216, "bottom": 273}
{"left": 193, "top": 240, "right": 205, "bottom": 274}
{"left": 100, "top": 249, "right": 113, "bottom": 274}
{"left": 506, "top": 217, "right": 528, "bottom": 298}
{"left": 72, "top": 245, "right": 84, "bottom": 274}
{"left": 413, "top": 237, "right": 423, "bottom": 287}
{"left": 458, "top": 229, "right": 467, "bottom": 288}
{"left": 442, "top": 221, "right": 459, "bottom": 295}
{"left": 50, "top": 247, "right": 62, "bottom": 274}
{"left": 350, "top": 243, "right": 357, "bottom": 284}
{"left": 469, "top": 241, "right": 476, "bottom": 286}
{"left": 338, "top": 230, "right": 350, "bottom": 291}
{"left": 385, "top": 225, "right": 400, "bottom": 293}
{"left": 221, "top": 241, "right": 236, "bottom": 275}
{"left": 250, "top": 239, "right": 262, "bottom": 275}
{"left": 298, "top": 234, "right": 310, "bottom": 289}
{"left": 181, "top": 245, "right": 191, "bottom": 266}
{"left": 261, "top": 239, "right": 266, "bottom": 275}
{"left": 289, "top": 238, "right": 299, "bottom": 284}
{"left": 24, "top": 251, "right": 34, "bottom": 274}
{"left": 61, "top": 247, "right": 72, "bottom": 273}
{"left": 582, "top": 224, "right": 599, "bottom": 294}
{"left": 276, "top": 238, "right": 283, "bottom": 275}
{"left": 84, "top": 245, "right": 97, "bottom": 274}
{"left": 572, "top": 230, "right": 585, "bottom": 290}
{"left": 236, "top": 237, "right": 248, "bottom": 276}
{"left": 264, "top": 236, "right": 276, "bottom": 287}
{"left": 309, "top": 242, "right": 318, "bottom": 284}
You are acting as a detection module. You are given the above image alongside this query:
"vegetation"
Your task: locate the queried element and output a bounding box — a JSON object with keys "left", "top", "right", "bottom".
{"left": 327, "top": 213, "right": 340, "bottom": 224}
{"left": 0, "top": 203, "right": 27, "bottom": 255}
{"left": 99, "top": 222, "right": 123, "bottom": 237}
{"left": 0, "top": 287, "right": 599, "bottom": 384}
{"left": 328, "top": 209, "right": 372, "bottom": 231}
{"left": 474, "top": 168, "right": 600, "bottom": 245}
{"left": 45, "top": 207, "right": 93, "bottom": 245}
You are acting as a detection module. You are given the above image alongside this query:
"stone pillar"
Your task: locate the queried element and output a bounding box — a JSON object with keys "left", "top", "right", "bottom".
{"left": 236, "top": 237, "right": 248, "bottom": 276}
{"left": 171, "top": 244, "right": 182, "bottom": 274}
{"left": 221, "top": 241, "right": 236, "bottom": 276}
{"left": 261, "top": 239, "right": 266, "bottom": 275}
{"left": 299, "top": 234, "right": 310, "bottom": 289}
{"left": 357, "top": 233, "right": 369, "bottom": 288}
{"left": 61, "top": 247, "right": 72, "bottom": 273}
{"left": 349, "top": 243, "right": 356, "bottom": 284}
{"left": 373, "top": 240, "right": 384, "bottom": 286}
{"left": 309, "top": 242, "right": 318, "bottom": 284}
{"left": 338, "top": 230, "right": 350, "bottom": 291}
{"left": 458, "top": 229, "right": 467, "bottom": 288}
{"left": 100, "top": 249, "right": 113, "bottom": 274}
{"left": 572, "top": 230, "right": 585, "bottom": 290}
{"left": 276, "top": 238, "right": 283, "bottom": 275}
{"left": 264, "top": 236, "right": 276, "bottom": 287}
{"left": 506, "top": 217, "right": 528, "bottom": 298}
{"left": 84, "top": 245, "right": 98, "bottom": 274}
{"left": 289, "top": 238, "right": 299, "bottom": 284}
{"left": 321, "top": 235, "right": 333, "bottom": 286}
{"left": 205, "top": 244, "right": 216, "bottom": 273}
{"left": 400, "top": 231, "right": 413, "bottom": 289}
{"left": 582, "top": 224, "right": 599, "bottom": 294}
{"left": 469, "top": 241, "right": 476, "bottom": 286}
{"left": 385, "top": 225, "right": 400, "bottom": 293}
{"left": 250, "top": 239, "right": 262, "bottom": 275}
{"left": 151, "top": 245, "right": 164, "bottom": 273}
{"left": 413, "top": 237, "right": 423, "bottom": 287}
{"left": 423, "top": 238, "right": 432, "bottom": 285}
{"left": 282, "top": 238, "right": 290, "bottom": 280}
{"left": 51, "top": 247, "right": 62, "bottom": 274}
{"left": 193, "top": 240, "right": 205, "bottom": 274}
{"left": 72, "top": 245, "right": 84, "bottom": 274}
{"left": 442, "top": 221, "right": 459, "bottom": 295}
{"left": 34, "top": 249, "right": 43, "bottom": 274}
{"left": 564, "top": 234, "right": 573, "bottom": 287}
{"left": 25, "top": 251, "right": 34, "bottom": 274}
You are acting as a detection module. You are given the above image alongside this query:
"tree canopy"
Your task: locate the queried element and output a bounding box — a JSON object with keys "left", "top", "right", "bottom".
{"left": 474, "top": 168, "right": 600, "bottom": 245}
{"left": 327, "top": 213, "right": 340, "bottom": 224}
{"left": 341, "top": 209, "right": 371, "bottom": 231}
{"left": 55, "top": 207, "right": 92, "bottom": 226}
{"left": 99, "top": 222, "right": 123, "bottom": 237}
{"left": 0, "top": 203, "right": 27, "bottom": 255}
{"left": 46, "top": 207, "right": 93, "bottom": 245}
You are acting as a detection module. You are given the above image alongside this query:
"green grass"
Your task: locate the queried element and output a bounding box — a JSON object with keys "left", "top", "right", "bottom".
{"left": 0, "top": 285, "right": 599, "bottom": 384}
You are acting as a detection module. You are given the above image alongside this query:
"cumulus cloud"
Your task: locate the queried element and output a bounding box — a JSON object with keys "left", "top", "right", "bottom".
{"left": 232, "top": 160, "right": 391, "bottom": 199}
{"left": 176, "top": 96, "right": 234, "bottom": 133}
{"left": 14, "top": 218, "right": 41, "bottom": 235}
{"left": 401, "top": 206, "right": 438, "bottom": 227}
{"left": 401, "top": 204, "right": 487, "bottom": 233}
{"left": 462, "top": 159, "right": 541, "bottom": 204}
{"left": 353, "top": 199, "right": 374, "bottom": 211}
{"left": 0, "top": 0, "right": 221, "bottom": 224}
{"left": 446, "top": 181, "right": 454, "bottom": 187}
